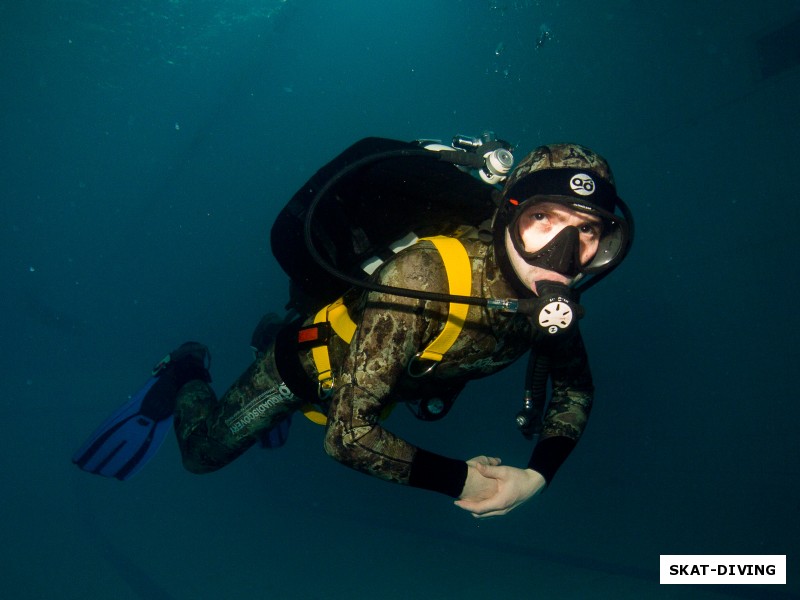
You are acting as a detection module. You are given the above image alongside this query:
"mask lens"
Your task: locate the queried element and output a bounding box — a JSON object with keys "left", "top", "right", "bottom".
{"left": 509, "top": 199, "right": 615, "bottom": 278}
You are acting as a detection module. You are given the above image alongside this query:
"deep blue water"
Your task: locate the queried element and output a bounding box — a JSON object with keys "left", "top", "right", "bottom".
{"left": 2, "top": 1, "right": 798, "bottom": 598}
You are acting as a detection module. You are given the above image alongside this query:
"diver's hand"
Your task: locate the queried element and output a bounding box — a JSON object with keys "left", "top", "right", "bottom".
{"left": 454, "top": 465, "right": 545, "bottom": 518}
{"left": 457, "top": 456, "right": 502, "bottom": 504}
{"left": 466, "top": 455, "right": 501, "bottom": 469}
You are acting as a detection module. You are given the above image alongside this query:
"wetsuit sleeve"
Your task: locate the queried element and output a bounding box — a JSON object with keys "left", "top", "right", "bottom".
{"left": 323, "top": 246, "right": 468, "bottom": 498}
{"left": 528, "top": 332, "right": 594, "bottom": 485}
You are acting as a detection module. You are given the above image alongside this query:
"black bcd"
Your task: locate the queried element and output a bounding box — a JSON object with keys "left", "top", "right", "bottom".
{"left": 270, "top": 137, "right": 498, "bottom": 314}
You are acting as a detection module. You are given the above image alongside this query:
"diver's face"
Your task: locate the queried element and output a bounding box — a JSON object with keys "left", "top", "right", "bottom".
{"left": 516, "top": 201, "right": 602, "bottom": 267}
{"left": 505, "top": 201, "right": 604, "bottom": 293}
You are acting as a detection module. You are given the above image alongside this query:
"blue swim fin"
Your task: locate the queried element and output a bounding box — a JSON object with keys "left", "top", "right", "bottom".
{"left": 72, "top": 376, "right": 174, "bottom": 480}
{"left": 72, "top": 342, "right": 211, "bottom": 481}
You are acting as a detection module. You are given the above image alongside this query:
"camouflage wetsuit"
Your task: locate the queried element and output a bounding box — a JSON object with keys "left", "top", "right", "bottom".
{"left": 174, "top": 227, "right": 594, "bottom": 497}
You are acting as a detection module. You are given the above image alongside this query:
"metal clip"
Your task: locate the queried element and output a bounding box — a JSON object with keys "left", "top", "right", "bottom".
{"left": 406, "top": 352, "right": 439, "bottom": 378}
{"left": 317, "top": 372, "right": 335, "bottom": 399}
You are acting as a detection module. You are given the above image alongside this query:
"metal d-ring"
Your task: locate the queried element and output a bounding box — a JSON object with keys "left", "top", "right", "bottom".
{"left": 317, "top": 373, "right": 335, "bottom": 399}
{"left": 407, "top": 352, "right": 439, "bottom": 378}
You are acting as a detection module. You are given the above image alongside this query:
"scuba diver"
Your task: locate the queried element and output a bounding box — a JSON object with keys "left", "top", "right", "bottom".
{"left": 72, "top": 134, "right": 633, "bottom": 518}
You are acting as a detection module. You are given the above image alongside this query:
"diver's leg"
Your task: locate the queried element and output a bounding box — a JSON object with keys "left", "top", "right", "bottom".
{"left": 174, "top": 340, "right": 302, "bottom": 473}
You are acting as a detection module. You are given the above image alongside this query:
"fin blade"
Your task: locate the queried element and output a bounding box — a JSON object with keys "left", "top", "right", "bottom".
{"left": 72, "top": 376, "right": 172, "bottom": 480}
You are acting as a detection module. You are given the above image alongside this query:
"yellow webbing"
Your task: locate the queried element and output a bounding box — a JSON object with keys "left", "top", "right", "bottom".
{"left": 301, "top": 236, "right": 472, "bottom": 425}
{"left": 310, "top": 299, "right": 356, "bottom": 391}
{"left": 300, "top": 406, "right": 329, "bottom": 425}
{"left": 327, "top": 297, "right": 357, "bottom": 342}
{"left": 302, "top": 298, "right": 357, "bottom": 425}
{"left": 415, "top": 236, "right": 472, "bottom": 363}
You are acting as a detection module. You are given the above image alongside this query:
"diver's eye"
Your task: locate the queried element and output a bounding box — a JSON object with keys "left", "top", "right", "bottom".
{"left": 532, "top": 212, "right": 546, "bottom": 221}
{"left": 580, "top": 223, "right": 600, "bottom": 237}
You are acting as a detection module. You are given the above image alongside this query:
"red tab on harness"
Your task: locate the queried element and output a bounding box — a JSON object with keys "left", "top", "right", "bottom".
{"left": 297, "top": 323, "right": 331, "bottom": 347}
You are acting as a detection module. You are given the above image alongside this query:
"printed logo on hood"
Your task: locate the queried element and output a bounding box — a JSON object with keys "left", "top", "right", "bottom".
{"left": 570, "top": 173, "right": 595, "bottom": 196}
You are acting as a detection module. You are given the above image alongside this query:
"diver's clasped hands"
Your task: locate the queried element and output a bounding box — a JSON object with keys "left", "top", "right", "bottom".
{"left": 456, "top": 456, "right": 546, "bottom": 518}
{"left": 457, "top": 455, "right": 502, "bottom": 505}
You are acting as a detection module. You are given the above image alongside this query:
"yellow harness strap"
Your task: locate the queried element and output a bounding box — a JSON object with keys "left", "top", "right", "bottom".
{"left": 302, "top": 298, "right": 357, "bottom": 425}
{"left": 301, "top": 236, "right": 472, "bottom": 425}
{"left": 414, "top": 236, "right": 472, "bottom": 363}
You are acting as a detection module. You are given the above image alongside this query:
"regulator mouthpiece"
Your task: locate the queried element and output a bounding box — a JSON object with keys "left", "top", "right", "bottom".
{"left": 488, "top": 281, "right": 583, "bottom": 337}
{"left": 528, "top": 281, "right": 582, "bottom": 336}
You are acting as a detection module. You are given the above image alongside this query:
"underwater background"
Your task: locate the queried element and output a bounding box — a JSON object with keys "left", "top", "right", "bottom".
{"left": 2, "top": 1, "right": 798, "bottom": 598}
